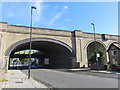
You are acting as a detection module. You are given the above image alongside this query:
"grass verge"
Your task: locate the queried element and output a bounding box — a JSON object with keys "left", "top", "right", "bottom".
{"left": 0, "top": 78, "right": 8, "bottom": 82}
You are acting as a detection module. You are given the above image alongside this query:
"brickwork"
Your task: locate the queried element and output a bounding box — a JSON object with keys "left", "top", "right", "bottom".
{"left": 0, "top": 22, "right": 119, "bottom": 70}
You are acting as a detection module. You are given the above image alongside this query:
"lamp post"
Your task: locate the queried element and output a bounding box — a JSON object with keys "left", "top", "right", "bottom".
{"left": 91, "top": 23, "right": 99, "bottom": 71}
{"left": 28, "top": 6, "right": 36, "bottom": 79}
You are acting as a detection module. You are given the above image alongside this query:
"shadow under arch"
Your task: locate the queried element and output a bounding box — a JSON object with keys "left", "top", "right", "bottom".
{"left": 5, "top": 38, "right": 74, "bottom": 56}
{"left": 84, "top": 40, "right": 107, "bottom": 50}
{"left": 5, "top": 38, "right": 74, "bottom": 69}
{"left": 86, "top": 40, "right": 107, "bottom": 67}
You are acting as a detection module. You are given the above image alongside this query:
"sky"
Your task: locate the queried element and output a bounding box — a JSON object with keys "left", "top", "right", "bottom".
{"left": 1, "top": 1, "right": 118, "bottom": 35}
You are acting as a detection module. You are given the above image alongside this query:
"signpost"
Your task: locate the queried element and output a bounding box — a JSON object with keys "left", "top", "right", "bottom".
{"left": 96, "top": 53, "right": 100, "bottom": 71}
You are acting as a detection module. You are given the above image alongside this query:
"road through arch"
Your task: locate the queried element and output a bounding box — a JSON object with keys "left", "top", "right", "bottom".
{"left": 5, "top": 38, "right": 74, "bottom": 69}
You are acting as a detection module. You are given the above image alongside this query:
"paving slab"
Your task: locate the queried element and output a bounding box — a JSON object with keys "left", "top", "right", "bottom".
{"left": 0, "top": 70, "right": 48, "bottom": 89}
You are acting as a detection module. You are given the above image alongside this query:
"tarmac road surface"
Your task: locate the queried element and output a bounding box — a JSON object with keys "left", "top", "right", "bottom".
{"left": 22, "top": 69, "right": 118, "bottom": 88}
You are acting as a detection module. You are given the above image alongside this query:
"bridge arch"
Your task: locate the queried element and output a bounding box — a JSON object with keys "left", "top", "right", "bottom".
{"left": 86, "top": 40, "right": 107, "bottom": 66}
{"left": 84, "top": 40, "right": 107, "bottom": 50}
{"left": 5, "top": 38, "right": 74, "bottom": 68}
{"left": 5, "top": 38, "right": 73, "bottom": 56}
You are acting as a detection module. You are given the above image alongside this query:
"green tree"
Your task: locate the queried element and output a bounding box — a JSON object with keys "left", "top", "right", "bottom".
{"left": 23, "top": 58, "right": 29, "bottom": 64}
{"left": 89, "top": 49, "right": 105, "bottom": 65}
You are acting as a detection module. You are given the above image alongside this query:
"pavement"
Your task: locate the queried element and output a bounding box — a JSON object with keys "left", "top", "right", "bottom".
{"left": 65, "top": 68, "right": 120, "bottom": 75}
{"left": 0, "top": 68, "right": 119, "bottom": 89}
{"left": 0, "top": 70, "right": 5, "bottom": 79}
{"left": 0, "top": 70, "right": 48, "bottom": 89}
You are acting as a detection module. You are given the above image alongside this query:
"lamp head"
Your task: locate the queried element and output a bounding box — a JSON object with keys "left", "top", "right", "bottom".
{"left": 32, "top": 6, "right": 37, "bottom": 9}
{"left": 91, "top": 23, "right": 94, "bottom": 25}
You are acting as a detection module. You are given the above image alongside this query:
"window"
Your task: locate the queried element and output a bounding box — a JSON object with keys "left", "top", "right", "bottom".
{"left": 111, "top": 50, "right": 117, "bottom": 56}
{"left": 112, "top": 59, "right": 116, "bottom": 64}
{"left": 44, "top": 58, "right": 49, "bottom": 65}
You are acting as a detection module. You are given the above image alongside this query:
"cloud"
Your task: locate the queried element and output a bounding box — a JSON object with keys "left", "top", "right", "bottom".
{"left": 64, "top": 19, "right": 72, "bottom": 22}
{"left": 7, "top": 13, "right": 14, "bottom": 17}
{"left": 54, "top": 6, "right": 58, "bottom": 9}
{"left": 50, "top": 6, "right": 69, "bottom": 24}
{"left": 15, "top": 24, "right": 24, "bottom": 26}
{"left": 50, "top": 12, "right": 62, "bottom": 24}
{"left": 33, "top": 0, "right": 44, "bottom": 22}
{"left": 64, "top": 6, "right": 69, "bottom": 9}
{"left": 34, "top": 0, "right": 43, "bottom": 15}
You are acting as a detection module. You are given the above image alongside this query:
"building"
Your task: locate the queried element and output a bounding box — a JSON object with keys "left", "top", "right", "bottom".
{"left": 107, "top": 43, "right": 120, "bottom": 65}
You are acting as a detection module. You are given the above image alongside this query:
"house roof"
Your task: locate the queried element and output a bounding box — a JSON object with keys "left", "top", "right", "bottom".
{"left": 107, "top": 43, "right": 120, "bottom": 52}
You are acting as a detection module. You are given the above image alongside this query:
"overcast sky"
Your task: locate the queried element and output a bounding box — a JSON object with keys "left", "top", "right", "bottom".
{"left": 1, "top": 1, "right": 118, "bottom": 35}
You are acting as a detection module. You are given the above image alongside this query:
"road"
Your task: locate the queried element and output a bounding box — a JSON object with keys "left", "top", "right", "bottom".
{"left": 22, "top": 69, "right": 118, "bottom": 88}
{"left": 65, "top": 70, "right": 119, "bottom": 79}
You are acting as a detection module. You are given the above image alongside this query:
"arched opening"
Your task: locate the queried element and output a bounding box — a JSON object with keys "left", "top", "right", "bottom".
{"left": 87, "top": 41, "right": 107, "bottom": 68}
{"left": 6, "top": 38, "right": 74, "bottom": 69}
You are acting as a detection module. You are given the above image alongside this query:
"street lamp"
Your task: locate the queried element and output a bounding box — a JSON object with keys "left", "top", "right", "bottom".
{"left": 28, "top": 6, "right": 36, "bottom": 79}
{"left": 91, "top": 23, "right": 99, "bottom": 71}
